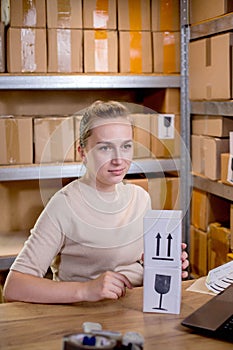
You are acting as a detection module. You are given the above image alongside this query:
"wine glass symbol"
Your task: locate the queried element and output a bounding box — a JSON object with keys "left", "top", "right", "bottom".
{"left": 164, "top": 116, "right": 172, "bottom": 137}
{"left": 153, "top": 274, "right": 171, "bottom": 311}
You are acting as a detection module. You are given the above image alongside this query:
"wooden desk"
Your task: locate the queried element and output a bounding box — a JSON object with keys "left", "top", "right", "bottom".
{"left": 0, "top": 280, "right": 233, "bottom": 350}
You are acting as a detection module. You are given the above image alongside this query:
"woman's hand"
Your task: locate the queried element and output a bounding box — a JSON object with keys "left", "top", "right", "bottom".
{"left": 181, "top": 242, "right": 189, "bottom": 279}
{"left": 82, "top": 271, "right": 133, "bottom": 302}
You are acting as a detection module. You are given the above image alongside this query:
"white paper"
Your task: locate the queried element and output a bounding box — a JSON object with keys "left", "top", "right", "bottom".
{"left": 205, "top": 260, "right": 233, "bottom": 294}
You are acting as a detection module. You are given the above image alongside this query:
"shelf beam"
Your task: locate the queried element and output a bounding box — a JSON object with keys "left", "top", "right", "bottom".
{"left": 193, "top": 174, "right": 233, "bottom": 202}
{"left": 191, "top": 100, "right": 233, "bottom": 116}
{"left": 0, "top": 74, "right": 180, "bottom": 90}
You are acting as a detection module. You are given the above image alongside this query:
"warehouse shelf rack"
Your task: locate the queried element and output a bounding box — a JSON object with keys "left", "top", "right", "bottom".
{"left": 190, "top": 11, "right": 233, "bottom": 202}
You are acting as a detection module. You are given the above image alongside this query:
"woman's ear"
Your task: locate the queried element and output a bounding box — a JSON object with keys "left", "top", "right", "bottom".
{"left": 78, "top": 145, "right": 86, "bottom": 161}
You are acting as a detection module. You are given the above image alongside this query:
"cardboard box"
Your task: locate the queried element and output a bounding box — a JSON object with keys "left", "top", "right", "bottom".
{"left": 153, "top": 32, "right": 180, "bottom": 73}
{"left": 189, "top": 33, "right": 233, "bottom": 100}
{"left": 192, "top": 115, "right": 233, "bottom": 137}
{"left": 143, "top": 88, "right": 180, "bottom": 114}
{"left": 190, "top": 225, "right": 208, "bottom": 277}
{"left": 131, "top": 114, "right": 151, "bottom": 159}
{"left": 203, "top": 136, "right": 229, "bottom": 180}
{"left": 190, "top": 0, "right": 233, "bottom": 24}
{"left": 0, "top": 22, "right": 5, "bottom": 72}
{"left": 34, "top": 117, "right": 75, "bottom": 163}
{"left": 83, "top": 0, "right": 116, "bottom": 29}
{"left": 151, "top": 113, "right": 180, "bottom": 158}
{"left": 119, "top": 31, "right": 152, "bottom": 73}
{"left": 221, "top": 153, "right": 232, "bottom": 185}
{"left": 118, "top": 0, "right": 151, "bottom": 31}
{"left": 7, "top": 27, "right": 47, "bottom": 73}
{"left": 10, "top": 0, "right": 46, "bottom": 27}
{"left": 208, "top": 222, "right": 231, "bottom": 270}
{"left": 148, "top": 176, "right": 180, "bottom": 210}
{"left": 123, "top": 177, "right": 148, "bottom": 192}
{"left": 0, "top": 117, "right": 33, "bottom": 165}
{"left": 46, "top": 0, "right": 82, "bottom": 29}
{"left": 191, "top": 134, "right": 205, "bottom": 175}
{"left": 151, "top": 0, "right": 180, "bottom": 31}
{"left": 84, "top": 30, "right": 118, "bottom": 73}
{"left": 191, "top": 189, "right": 230, "bottom": 231}
{"left": 47, "top": 29, "right": 83, "bottom": 73}
{"left": 231, "top": 204, "right": 233, "bottom": 250}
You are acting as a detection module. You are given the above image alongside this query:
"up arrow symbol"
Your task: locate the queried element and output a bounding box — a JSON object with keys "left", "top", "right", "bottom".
{"left": 167, "top": 233, "right": 173, "bottom": 257}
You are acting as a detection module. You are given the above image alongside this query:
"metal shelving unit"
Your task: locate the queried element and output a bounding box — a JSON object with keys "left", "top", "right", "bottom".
{"left": 190, "top": 12, "right": 233, "bottom": 201}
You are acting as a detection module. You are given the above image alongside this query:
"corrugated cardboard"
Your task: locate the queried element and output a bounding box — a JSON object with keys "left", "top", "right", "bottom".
{"left": 153, "top": 31, "right": 180, "bottom": 73}
{"left": 0, "top": 22, "right": 5, "bottom": 72}
{"left": 47, "top": 29, "right": 83, "bottom": 73}
{"left": 192, "top": 115, "right": 233, "bottom": 137}
{"left": 189, "top": 33, "right": 233, "bottom": 100}
{"left": 143, "top": 88, "right": 180, "bottom": 114}
{"left": 221, "top": 153, "right": 231, "bottom": 185}
{"left": 190, "top": 0, "right": 233, "bottom": 24}
{"left": 208, "top": 222, "right": 231, "bottom": 270}
{"left": 148, "top": 176, "right": 180, "bottom": 210}
{"left": 151, "top": 113, "right": 180, "bottom": 158}
{"left": 190, "top": 225, "right": 208, "bottom": 277}
{"left": 191, "top": 188, "right": 230, "bottom": 231}
{"left": 151, "top": 0, "right": 180, "bottom": 31}
{"left": 84, "top": 30, "right": 118, "bottom": 72}
{"left": 0, "top": 117, "right": 33, "bottom": 165}
{"left": 203, "top": 136, "right": 229, "bottom": 180}
{"left": 118, "top": 0, "right": 151, "bottom": 31}
{"left": 131, "top": 114, "right": 151, "bottom": 159}
{"left": 119, "top": 31, "right": 152, "bottom": 73}
{"left": 34, "top": 116, "right": 75, "bottom": 163}
{"left": 7, "top": 27, "right": 47, "bottom": 73}
{"left": 10, "top": 0, "right": 46, "bottom": 27}
{"left": 191, "top": 134, "right": 205, "bottom": 175}
{"left": 46, "top": 0, "right": 82, "bottom": 29}
{"left": 83, "top": 0, "right": 116, "bottom": 29}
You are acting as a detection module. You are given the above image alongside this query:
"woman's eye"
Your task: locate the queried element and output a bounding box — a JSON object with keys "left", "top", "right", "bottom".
{"left": 123, "top": 143, "right": 132, "bottom": 150}
{"left": 99, "top": 145, "right": 112, "bottom": 151}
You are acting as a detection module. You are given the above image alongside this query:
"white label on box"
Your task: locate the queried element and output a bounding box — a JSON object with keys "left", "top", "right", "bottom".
{"left": 57, "top": 29, "right": 71, "bottom": 72}
{"left": 21, "top": 29, "right": 36, "bottom": 72}
{"left": 158, "top": 114, "right": 175, "bottom": 139}
{"left": 93, "top": 10, "right": 109, "bottom": 29}
{"left": 94, "top": 39, "right": 108, "bottom": 72}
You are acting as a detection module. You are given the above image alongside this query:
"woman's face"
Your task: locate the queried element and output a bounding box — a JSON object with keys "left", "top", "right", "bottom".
{"left": 82, "top": 118, "right": 133, "bottom": 191}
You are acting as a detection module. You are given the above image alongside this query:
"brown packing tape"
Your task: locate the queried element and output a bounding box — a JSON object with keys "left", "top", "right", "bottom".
{"left": 163, "top": 32, "right": 176, "bottom": 73}
{"left": 94, "top": 0, "right": 109, "bottom": 29}
{"left": 129, "top": 0, "right": 142, "bottom": 30}
{"left": 5, "top": 118, "right": 20, "bottom": 164}
{"left": 160, "top": 0, "right": 173, "bottom": 30}
{"left": 129, "top": 32, "right": 142, "bottom": 73}
{"left": 57, "top": 0, "right": 71, "bottom": 27}
{"left": 94, "top": 30, "right": 108, "bottom": 71}
{"left": 57, "top": 29, "right": 71, "bottom": 72}
{"left": 23, "top": 0, "right": 36, "bottom": 26}
{"left": 21, "top": 28, "right": 36, "bottom": 72}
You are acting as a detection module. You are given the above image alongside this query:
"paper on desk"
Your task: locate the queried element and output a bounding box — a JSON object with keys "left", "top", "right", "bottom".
{"left": 205, "top": 260, "right": 233, "bottom": 294}
{"left": 186, "top": 276, "right": 215, "bottom": 296}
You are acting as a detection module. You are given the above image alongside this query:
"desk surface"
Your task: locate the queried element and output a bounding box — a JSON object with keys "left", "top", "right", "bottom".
{"left": 0, "top": 280, "right": 232, "bottom": 350}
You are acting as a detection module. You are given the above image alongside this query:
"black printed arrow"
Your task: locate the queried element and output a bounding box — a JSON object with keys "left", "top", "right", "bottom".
{"left": 167, "top": 233, "right": 173, "bottom": 257}
{"left": 155, "top": 233, "right": 161, "bottom": 256}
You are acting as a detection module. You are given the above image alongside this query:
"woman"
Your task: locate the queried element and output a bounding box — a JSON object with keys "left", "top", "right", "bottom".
{"left": 3, "top": 100, "right": 189, "bottom": 303}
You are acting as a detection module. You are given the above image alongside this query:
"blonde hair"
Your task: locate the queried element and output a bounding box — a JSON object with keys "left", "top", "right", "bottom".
{"left": 79, "top": 100, "right": 133, "bottom": 148}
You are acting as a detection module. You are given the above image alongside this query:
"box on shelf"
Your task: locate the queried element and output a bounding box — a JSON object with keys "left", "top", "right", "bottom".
{"left": 189, "top": 33, "right": 233, "bottom": 100}
{"left": 0, "top": 116, "right": 33, "bottom": 165}
{"left": 123, "top": 176, "right": 149, "bottom": 192}
{"left": 83, "top": 0, "right": 116, "bottom": 29}
{"left": 231, "top": 204, "right": 233, "bottom": 251}
{"left": 117, "top": 0, "right": 151, "bottom": 31}
{"left": 203, "top": 136, "right": 229, "bottom": 180}
{"left": 47, "top": 29, "right": 83, "bottom": 73}
{"left": 143, "top": 88, "right": 180, "bottom": 114}
{"left": 191, "top": 134, "right": 205, "bottom": 175}
{"left": 190, "top": 0, "right": 233, "bottom": 24}
{"left": 151, "top": 0, "right": 180, "bottom": 32}
{"left": 84, "top": 30, "right": 118, "bottom": 73}
{"left": 148, "top": 176, "right": 180, "bottom": 210}
{"left": 208, "top": 222, "right": 231, "bottom": 270}
{"left": 152, "top": 31, "right": 180, "bottom": 73}
{"left": 119, "top": 31, "right": 152, "bottom": 73}
{"left": 34, "top": 116, "right": 75, "bottom": 163}
{"left": 7, "top": 27, "right": 47, "bottom": 73}
{"left": 46, "top": 0, "right": 82, "bottom": 29}
{"left": 150, "top": 113, "right": 180, "bottom": 158}
{"left": 10, "top": 0, "right": 46, "bottom": 27}
{"left": 221, "top": 153, "right": 233, "bottom": 186}
{"left": 131, "top": 114, "right": 151, "bottom": 159}
{"left": 190, "top": 225, "right": 208, "bottom": 277}
{"left": 192, "top": 115, "right": 233, "bottom": 138}
{"left": 0, "top": 22, "right": 5, "bottom": 72}
{"left": 191, "top": 188, "right": 230, "bottom": 232}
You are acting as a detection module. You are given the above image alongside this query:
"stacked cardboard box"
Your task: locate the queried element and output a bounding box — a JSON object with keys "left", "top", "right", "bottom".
{"left": 189, "top": 0, "right": 233, "bottom": 24}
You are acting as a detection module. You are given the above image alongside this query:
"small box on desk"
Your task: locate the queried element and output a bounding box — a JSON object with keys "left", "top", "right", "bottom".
{"left": 143, "top": 210, "right": 182, "bottom": 314}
